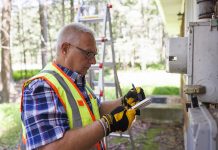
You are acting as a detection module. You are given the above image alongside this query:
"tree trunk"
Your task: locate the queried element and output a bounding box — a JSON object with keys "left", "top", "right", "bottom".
{"left": 47, "top": 17, "right": 54, "bottom": 60}
{"left": 39, "top": 0, "right": 48, "bottom": 68}
{"left": 17, "top": 5, "right": 26, "bottom": 79}
{"left": 62, "top": 0, "right": 65, "bottom": 25}
{"left": 70, "top": 0, "right": 74, "bottom": 22}
{"left": 1, "top": 0, "right": 12, "bottom": 103}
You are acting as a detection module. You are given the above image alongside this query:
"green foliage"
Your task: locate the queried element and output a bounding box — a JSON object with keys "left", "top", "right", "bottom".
{"left": 121, "top": 0, "right": 138, "bottom": 6}
{"left": 0, "top": 103, "right": 21, "bottom": 146}
{"left": 13, "top": 69, "right": 40, "bottom": 81}
{"left": 152, "top": 86, "right": 179, "bottom": 95}
{"left": 146, "top": 62, "right": 165, "bottom": 70}
{"left": 105, "top": 85, "right": 179, "bottom": 100}
{"left": 134, "top": 63, "right": 142, "bottom": 70}
{"left": 105, "top": 88, "right": 117, "bottom": 100}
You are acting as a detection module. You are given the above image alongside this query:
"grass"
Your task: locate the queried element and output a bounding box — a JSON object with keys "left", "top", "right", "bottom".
{"left": 105, "top": 85, "right": 179, "bottom": 100}
{"left": 107, "top": 124, "right": 164, "bottom": 149}
{"left": 152, "top": 86, "right": 179, "bottom": 95}
{"left": 146, "top": 62, "right": 165, "bottom": 70}
{"left": 13, "top": 69, "right": 40, "bottom": 81}
{"left": 0, "top": 103, "right": 21, "bottom": 147}
{"left": 143, "top": 127, "right": 163, "bottom": 149}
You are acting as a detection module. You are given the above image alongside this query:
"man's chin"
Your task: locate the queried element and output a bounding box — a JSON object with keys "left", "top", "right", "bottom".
{"left": 80, "top": 70, "right": 88, "bottom": 76}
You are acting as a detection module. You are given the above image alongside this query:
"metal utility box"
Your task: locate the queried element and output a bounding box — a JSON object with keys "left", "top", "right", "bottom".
{"left": 185, "top": 106, "right": 218, "bottom": 150}
{"left": 187, "top": 21, "right": 218, "bottom": 103}
{"left": 166, "top": 37, "right": 188, "bottom": 74}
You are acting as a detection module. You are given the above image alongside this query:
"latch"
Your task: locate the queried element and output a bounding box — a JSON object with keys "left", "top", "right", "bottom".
{"left": 210, "top": 19, "right": 218, "bottom": 30}
{"left": 184, "top": 85, "right": 206, "bottom": 94}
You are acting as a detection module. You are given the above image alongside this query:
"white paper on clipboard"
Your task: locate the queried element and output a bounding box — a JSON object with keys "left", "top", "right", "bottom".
{"left": 131, "top": 98, "right": 152, "bottom": 110}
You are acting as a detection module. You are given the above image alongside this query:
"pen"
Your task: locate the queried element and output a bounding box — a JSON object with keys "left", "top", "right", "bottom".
{"left": 132, "top": 83, "right": 136, "bottom": 91}
{"left": 132, "top": 83, "right": 142, "bottom": 100}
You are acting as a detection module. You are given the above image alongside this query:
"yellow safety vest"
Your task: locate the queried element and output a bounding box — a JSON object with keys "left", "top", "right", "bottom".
{"left": 19, "top": 62, "right": 104, "bottom": 150}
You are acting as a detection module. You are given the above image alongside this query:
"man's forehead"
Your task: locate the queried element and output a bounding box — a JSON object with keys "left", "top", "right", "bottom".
{"left": 78, "top": 32, "right": 96, "bottom": 43}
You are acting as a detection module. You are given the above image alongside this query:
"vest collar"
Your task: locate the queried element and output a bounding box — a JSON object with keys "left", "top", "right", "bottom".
{"left": 56, "top": 63, "right": 86, "bottom": 87}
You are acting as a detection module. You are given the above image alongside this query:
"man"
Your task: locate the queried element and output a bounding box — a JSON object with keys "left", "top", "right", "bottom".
{"left": 20, "top": 23, "right": 145, "bottom": 150}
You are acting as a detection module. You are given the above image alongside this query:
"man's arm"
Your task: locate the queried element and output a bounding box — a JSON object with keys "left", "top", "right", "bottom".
{"left": 39, "top": 120, "right": 104, "bottom": 150}
{"left": 99, "top": 98, "right": 122, "bottom": 116}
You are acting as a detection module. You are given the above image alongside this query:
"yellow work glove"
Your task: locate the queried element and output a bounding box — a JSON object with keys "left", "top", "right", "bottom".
{"left": 121, "top": 87, "right": 145, "bottom": 115}
{"left": 101, "top": 106, "right": 136, "bottom": 136}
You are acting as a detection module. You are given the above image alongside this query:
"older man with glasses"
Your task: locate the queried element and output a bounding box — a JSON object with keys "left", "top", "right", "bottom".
{"left": 20, "top": 23, "right": 145, "bottom": 150}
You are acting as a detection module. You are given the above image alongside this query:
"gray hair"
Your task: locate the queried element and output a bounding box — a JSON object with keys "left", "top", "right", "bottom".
{"left": 55, "top": 23, "right": 95, "bottom": 56}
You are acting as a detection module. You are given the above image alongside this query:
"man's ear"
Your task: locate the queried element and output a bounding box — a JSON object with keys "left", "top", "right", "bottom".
{"left": 61, "top": 42, "right": 69, "bottom": 55}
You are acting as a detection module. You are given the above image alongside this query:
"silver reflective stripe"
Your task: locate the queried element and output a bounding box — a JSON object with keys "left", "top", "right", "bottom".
{"left": 42, "top": 70, "right": 82, "bottom": 128}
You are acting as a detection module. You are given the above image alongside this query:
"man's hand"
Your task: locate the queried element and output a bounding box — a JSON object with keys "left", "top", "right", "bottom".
{"left": 101, "top": 106, "right": 136, "bottom": 136}
{"left": 122, "top": 87, "right": 145, "bottom": 108}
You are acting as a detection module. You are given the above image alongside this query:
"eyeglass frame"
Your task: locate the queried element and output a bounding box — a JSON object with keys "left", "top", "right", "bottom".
{"left": 67, "top": 43, "right": 98, "bottom": 59}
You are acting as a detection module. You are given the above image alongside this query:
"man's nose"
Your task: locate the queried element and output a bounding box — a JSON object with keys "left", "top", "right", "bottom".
{"left": 89, "top": 57, "right": 96, "bottom": 64}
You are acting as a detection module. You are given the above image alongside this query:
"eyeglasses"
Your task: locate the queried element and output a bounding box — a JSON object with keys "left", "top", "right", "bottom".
{"left": 68, "top": 43, "right": 98, "bottom": 59}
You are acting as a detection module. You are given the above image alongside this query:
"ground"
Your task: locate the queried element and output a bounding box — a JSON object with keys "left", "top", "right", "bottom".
{"left": 107, "top": 119, "right": 184, "bottom": 150}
